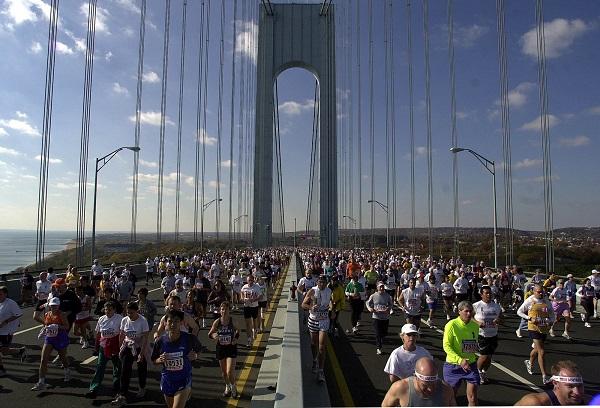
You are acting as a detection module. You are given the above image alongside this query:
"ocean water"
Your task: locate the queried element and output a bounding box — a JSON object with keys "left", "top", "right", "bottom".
{"left": 0, "top": 230, "right": 75, "bottom": 274}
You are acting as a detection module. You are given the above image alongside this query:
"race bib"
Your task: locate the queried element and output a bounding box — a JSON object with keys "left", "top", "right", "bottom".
{"left": 195, "top": 282, "right": 204, "bottom": 289}
{"left": 483, "top": 319, "right": 496, "bottom": 328}
{"left": 164, "top": 353, "right": 184, "bottom": 371}
{"left": 126, "top": 329, "right": 137, "bottom": 339}
{"left": 101, "top": 328, "right": 117, "bottom": 338}
{"left": 374, "top": 304, "right": 388, "bottom": 312}
{"left": 408, "top": 298, "right": 419, "bottom": 307}
{"left": 219, "top": 335, "right": 232, "bottom": 345}
{"left": 46, "top": 324, "right": 59, "bottom": 338}
{"left": 314, "top": 310, "right": 329, "bottom": 320}
{"left": 461, "top": 339, "right": 478, "bottom": 353}
{"left": 38, "top": 292, "right": 49, "bottom": 300}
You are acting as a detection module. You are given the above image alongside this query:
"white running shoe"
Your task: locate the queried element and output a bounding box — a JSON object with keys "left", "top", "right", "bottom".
{"left": 525, "top": 360, "right": 533, "bottom": 375}
{"left": 352, "top": 326, "right": 358, "bottom": 334}
{"left": 581, "top": 313, "right": 586, "bottom": 322}
{"left": 356, "top": 321, "right": 360, "bottom": 327}
{"left": 585, "top": 322, "right": 591, "bottom": 328}
{"left": 446, "top": 315, "right": 451, "bottom": 321}
{"left": 549, "top": 328, "right": 555, "bottom": 337}
{"left": 515, "top": 329, "right": 523, "bottom": 338}
{"left": 562, "top": 331, "right": 571, "bottom": 340}
{"left": 426, "top": 319, "right": 432, "bottom": 327}
{"left": 317, "top": 370, "right": 325, "bottom": 383}
{"left": 31, "top": 382, "right": 47, "bottom": 391}
{"left": 376, "top": 348, "right": 382, "bottom": 355}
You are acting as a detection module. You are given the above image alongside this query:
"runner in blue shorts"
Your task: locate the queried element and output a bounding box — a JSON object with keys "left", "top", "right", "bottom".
{"left": 442, "top": 300, "right": 480, "bottom": 406}
{"left": 152, "top": 310, "right": 202, "bottom": 408}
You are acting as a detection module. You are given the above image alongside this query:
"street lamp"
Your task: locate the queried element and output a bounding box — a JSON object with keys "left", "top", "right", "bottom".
{"left": 91, "top": 146, "right": 140, "bottom": 263}
{"left": 201, "top": 198, "right": 223, "bottom": 252}
{"left": 342, "top": 215, "right": 357, "bottom": 248}
{"left": 450, "top": 146, "right": 498, "bottom": 270}
{"left": 367, "top": 200, "right": 389, "bottom": 248}
{"left": 233, "top": 214, "right": 248, "bottom": 241}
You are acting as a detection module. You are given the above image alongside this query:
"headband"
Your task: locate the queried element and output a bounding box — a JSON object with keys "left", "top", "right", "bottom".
{"left": 414, "top": 371, "right": 438, "bottom": 382}
{"left": 550, "top": 375, "right": 583, "bottom": 384}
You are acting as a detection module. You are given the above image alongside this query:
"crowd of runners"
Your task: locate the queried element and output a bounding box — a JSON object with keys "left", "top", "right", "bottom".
{"left": 295, "top": 249, "right": 596, "bottom": 406}
{"left": 0, "top": 249, "right": 287, "bottom": 407}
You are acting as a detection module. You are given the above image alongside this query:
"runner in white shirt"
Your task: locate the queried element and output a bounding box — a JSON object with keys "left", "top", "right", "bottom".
{"left": 440, "top": 274, "right": 455, "bottom": 320}
{"left": 229, "top": 270, "right": 243, "bottom": 310}
{"left": 425, "top": 275, "right": 440, "bottom": 327}
{"left": 0, "top": 286, "right": 26, "bottom": 377}
{"left": 472, "top": 286, "right": 503, "bottom": 385}
{"left": 91, "top": 259, "right": 103, "bottom": 290}
{"left": 549, "top": 280, "right": 571, "bottom": 339}
{"left": 35, "top": 272, "right": 52, "bottom": 312}
{"left": 399, "top": 278, "right": 425, "bottom": 330}
{"left": 256, "top": 277, "right": 268, "bottom": 333}
{"left": 384, "top": 324, "right": 432, "bottom": 383}
{"left": 453, "top": 271, "right": 470, "bottom": 303}
{"left": 240, "top": 275, "right": 262, "bottom": 347}
{"left": 587, "top": 270, "right": 600, "bottom": 318}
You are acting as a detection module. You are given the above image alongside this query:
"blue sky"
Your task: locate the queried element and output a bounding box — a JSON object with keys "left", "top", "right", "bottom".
{"left": 0, "top": 0, "right": 598, "bottom": 235}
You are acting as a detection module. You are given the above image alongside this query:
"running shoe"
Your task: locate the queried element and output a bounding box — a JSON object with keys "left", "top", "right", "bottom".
{"left": 585, "top": 322, "right": 591, "bottom": 328}
{"left": 18, "top": 347, "right": 27, "bottom": 362}
{"left": 594, "top": 313, "right": 598, "bottom": 319}
{"left": 311, "top": 359, "right": 318, "bottom": 373}
{"left": 479, "top": 371, "right": 488, "bottom": 385}
{"left": 525, "top": 360, "right": 533, "bottom": 375}
{"left": 31, "top": 382, "right": 47, "bottom": 391}
{"left": 376, "top": 348, "right": 382, "bottom": 355}
{"left": 85, "top": 390, "right": 98, "bottom": 399}
{"left": 64, "top": 368, "right": 71, "bottom": 382}
{"left": 135, "top": 388, "right": 146, "bottom": 398}
{"left": 549, "top": 328, "right": 555, "bottom": 337}
{"left": 79, "top": 337, "right": 84, "bottom": 345}
{"left": 356, "top": 321, "right": 360, "bottom": 327}
{"left": 562, "top": 332, "right": 571, "bottom": 340}
{"left": 352, "top": 326, "right": 358, "bottom": 334}
{"left": 247, "top": 337, "right": 253, "bottom": 347}
{"left": 515, "top": 329, "right": 522, "bottom": 338}
{"left": 317, "top": 370, "right": 325, "bottom": 383}
{"left": 231, "top": 385, "right": 238, "bottom": 398}
{"left": 446, "top": 315, "right": 451, "bottom": 321}
{"left": 110, "top": 395, "right": 127, "bottom": 406}
{"left": 222, "top": 384, "right": 231, "bottom": 398}
{"left": 581, "top": 314, "right": 586, "bottom": 322}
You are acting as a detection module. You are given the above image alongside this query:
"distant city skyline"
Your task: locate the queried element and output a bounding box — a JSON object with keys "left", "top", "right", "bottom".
{"left": 0, "top": 0, "right": 599, "bottom": 235}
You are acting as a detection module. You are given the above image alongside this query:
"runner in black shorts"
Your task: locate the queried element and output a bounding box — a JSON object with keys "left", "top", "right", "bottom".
{"left": 208, "top": 301, "right": 240, "bottom": 398}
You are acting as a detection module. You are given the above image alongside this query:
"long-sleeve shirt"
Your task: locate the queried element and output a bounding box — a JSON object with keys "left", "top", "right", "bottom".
{"left": 443, "top": 317, "right": 479, "bottom": 365}
{"left": 517, "top": 295, "right": 555, "bottom": 322}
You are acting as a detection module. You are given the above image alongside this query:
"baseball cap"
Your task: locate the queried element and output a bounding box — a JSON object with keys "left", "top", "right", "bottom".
{"left": 175, "top": 279, "right": 183, "bottom": 285}
{"left": 49, "top": 297, "right": 60, "bottom": 306}
{"left": 53, "top": 278, "right": 66, "bottom": 287}
{"left": 93, "top": 259, "right": 98, "bottom": 263}
{"left": 567, "top": 274, "right": 573, "bottom": 278}
{"left": 592, "top": 269, "right": 599, "bottom": 274}
{"left": 401, "top": 323, "right": 419, "bottom": 335}
{"left": 377, "top": 281, "right": 385, "bottom": 288}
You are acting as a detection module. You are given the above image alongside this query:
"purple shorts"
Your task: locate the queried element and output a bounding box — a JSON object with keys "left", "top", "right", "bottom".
{"left": 552, "top": 302, "right": 569, "bottom": 317}
{"left": 443, "top": 362, "right": 480, "bottom": 389}
{"left": 45, "top": 330, "right": 69, "bottom": 350}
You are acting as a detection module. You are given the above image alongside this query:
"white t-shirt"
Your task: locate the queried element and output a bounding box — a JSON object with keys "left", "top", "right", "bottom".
{"left": 587, "top": 274, "right": 600, "bottom": 291}
{"left": 229, "top": 275, "right": 243, "bottom": 293}
{"left": 441, "top": 282, "right": 454, "bottom": 297}
{"left": 401, "top": 287, "right": 424, "bottom": 316}
{"left": 91, "top": 264, "right": 103, "bottom": 277}
{"left": 384, "top": 345, "right": 433, "bottom": 380}
{"left": 0, "top": 298, "right": 22, "bottom": 335}
{"left": 454, "top": 277, "right": 469, "bottom": 294}
{"left": 120, "top": 315, "right": 149, "bottom": 346}
{"left": 551, "top": 287, "right": 568, "bottom": 303}
{"left": 95, "top": 314, "right": 123, "bottom": 339}
{"left": 473, "top": 300, "right": 502, "bottom": 337}
{"left": 241, "top": 283, "right": 262, "bottom": 307}
{"left": 36, "top": 280, "right": 52, "bottom": 300}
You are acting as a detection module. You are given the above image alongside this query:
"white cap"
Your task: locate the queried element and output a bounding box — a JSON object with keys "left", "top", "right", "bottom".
{"left": 567, "top": 274, "right": 573, "bottom": 278}
{"left": 401, "top": 323, "right": 419, "bottom": 335}
{"left": 592, "top": 269, "right": 599, "bottom": 274}
{"left": 49, "top": 297, "right": 60, "bottom": 306}
{"left": 93, "top": 259, "right": 98, "bottom": 263}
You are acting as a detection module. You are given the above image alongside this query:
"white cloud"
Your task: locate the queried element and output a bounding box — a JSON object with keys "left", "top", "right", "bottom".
{"left": 115, "top": 0, "right": 141, "bottom": 14}
{"left": 519, "top": 114, "right": 559, "bottom": 131}
{"left": 278, "top": 99, "right": 314, "bottom": 116}
{"left": 139, "top": 159, "right": 157, "bottom": 168}
{"left": 35, "top": 154, "right": 62, "bottom": 164}
{"left": 105, "top": 51, "right": 113, "bottom": 61}
{"left": 0, "top": 128, "right": 8, "bottom": 137}
{"left": 507, "top": 82, "right": 535, "bottom": 108}
{"left": 79, "top": 4, "right": 110, "bottom": 34}
{"left": 415, "top": 146, "right": 428, "bottom": 156}
{"left": 0, "top": 113, "right": 40, "bottom": 136}
{"left": 29, "top": 41, "right": 42, "bottom": 54}
{"left": 129, "top": 111, "right": 174, "bottom": 126}
{"left": 56, "top": 41, "right": 74, "bottom": 55}
{"left": 208, "top": 180, "right": 226, "bottom": 188}
{"left": 2, "top": 0, "right": 51, "bottom": 25}
{"left": 515, "top": 175, "right": 560, "bottom": 184}
{"left": 0, "top": 146, "right": 21, "bottom": 156}
{"left": 453, "top": 24, "right": 489, "bottom": 48}
{"left": 221, "top": 160, "right": 235, "bottom": 168}
{"left": 461, "top": 200, "right": 473, "bottom": 205}
{"left": 112, "top": 82, "right": 129, "bottom": 96}
{"left": 15, "top": 111, "right": 27, "bottom": 118}
{"left": 559, "top": 135, "right": 590, "bottom": 147}
{"left": 587, "top": 106, "right": 600, "bottom": 115}
{"left": 197, "top": 129, "right": 217, "bottom": 146}
{"left": 142, "top": 71, "right": 160, "bottom": 83}
{"left": 514, "top": 158, "right": 542, "bottom": 169}
{"left": 521, "top": 19, "right": 592, "bottom": 59}
{"left": 235, "top": 20, "right": 257, "bottom": 64}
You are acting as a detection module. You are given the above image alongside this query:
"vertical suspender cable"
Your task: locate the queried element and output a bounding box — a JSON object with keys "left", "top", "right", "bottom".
{"left": 174, "top": 0, "right": 188, "bottom": 242}
{"left": 76, "top": 0, "right": 97, "bottom": 266}
{"left": 347, "top": 1, "right": 354, "bottom": 241}
{"left": 156, "top": 0, "right": 171, "bottom": 246}
{"left": 306, "top": 81, "right": 319, "bottom": 234}
{"left": 384, "top": 0, "right": 390, "bottom": 248}
{"left": 228, "top": 0, "right": 238, "bottom": 243}
{"left": 356, "top": 0, "right": 362, "bottom": 247}
{"left": 201, "top": 0, "right": 212, "bottom": 250}
{"left": 236, "top": 0, "right": 247, "bottom": 240}
{"left": 130, "top": 0, "right": 145, "bottom": 246}
{"left": 423, "top": 0, "right": 434, "bottom": 256}
{"left": 408, "top": 0, "right": 416, "bottom": 252}
{"left": 194, "top": 1, "right": 206, "bottom": 243}
{"left": 368, "top": 0, "right": 374, "bottom": 248}
{"left": 447, "top": 0, "right": 460, "bottom": 260}
{"left": 390, "top": 0, "right": 397, "bottom": 248}
{"left": 36, "top": 0, "right": 60, "bottom": 267}
{"left": 216, "top": 0, "right": 226, "bottom": 240}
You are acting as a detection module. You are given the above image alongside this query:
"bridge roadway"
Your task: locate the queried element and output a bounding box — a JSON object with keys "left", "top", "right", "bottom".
{"left": 0, "top": 273, "right": 287, "bottom": 408}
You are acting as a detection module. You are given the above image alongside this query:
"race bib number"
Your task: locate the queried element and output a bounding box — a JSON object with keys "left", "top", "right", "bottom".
{"left": 195, "top": 282, "right": 204, "bottom": 289}
{"left": 219, "top": 335, "right": 232, "bottom": 345}
{"left": 314, "top": 310, "right": 329, "bottom": 320}
{"left": 126, "top": 329, "right": 137, "bottom": 339}
{"left": 46, "top": 324, "right": 59, "bottom": 338}
{"left": 483, "top": 319, "right": 496, "bottom": 328}
{"left": 164, "top": 353, "right": 184, "bottom": 371}
{"left": 101, "top": 328, "right": 116, "bottom": 338}
{"left": 461, "top": 340, "right": 478, "bottom": 353}
{"left": 408, "top": 298, "right": 419, "bottom": 307}
{"left": 38, "top": 292, "right": 49, "bottom": 300}
{"left": 374, "top": 304, "right": 387, "bottom": 312}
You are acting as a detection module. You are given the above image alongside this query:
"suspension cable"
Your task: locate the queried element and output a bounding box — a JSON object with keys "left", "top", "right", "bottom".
{"left": 384, "top": 0, "right": 390, "bottom": 248}
{"left": 307, "top": 81, "right": 319, "bottom": 234}
{"left": 174, "top": 0, "right": 187, "bottom": 242}
{"left": 201, "top": 0, "right": 212, "bottom": 250}
{"left": 76, "top": 0, "right": 97, "bottom": 265}
{"left": 194, "top": 1, "right": 206, "bottom": 243}
{"left": 228, "top": 0, "right": 238, "bottom": 243}
{"left": 129, "top": 0, "right": 145, "bottom": 247}
{"left": 390, "top": 0, "right": 397, "bottom": 248}
{"left": 408, "top": 0, "right": 416, "bottom": 252}
{"left": 236, "top": 0, "right": 247, "bottom": 240}
{"left": 36, "top": 0, "right": 60, "bottom": 267}
{"left": 216, "top": 0, "right": 226, "bottom": 239}
{"left": 347, "top": 0, "right": 354, "bottom": 241}
{"left": 356, "top": 0, "right": 362, "bottom": 247}
{"left": 156, "top": 0, "right": 171, "bottom": 246}
{"left": 368, "top": 0, "right": 375, "bottom": 248}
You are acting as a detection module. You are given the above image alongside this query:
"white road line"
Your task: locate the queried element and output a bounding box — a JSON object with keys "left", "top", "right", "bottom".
{"left": 420, "top": 318, "right": 541, "bottom": 392}
{"left": 13, "top": 286, "right": 162, "bottom": 337}
{"left": 82, "top": 356, "right": 98, "bottom": 365}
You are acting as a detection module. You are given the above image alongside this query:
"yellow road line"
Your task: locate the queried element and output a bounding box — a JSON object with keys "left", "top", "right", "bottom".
{"left": 230, "top": 264, "right": 288, "bottom": 406}
{"left": 326, "top": 335, "right": 355, "bottom": 407}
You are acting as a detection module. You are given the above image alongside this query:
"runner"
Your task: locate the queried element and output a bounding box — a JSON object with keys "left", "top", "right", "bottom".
{"left": 0, "top": 286, "right": 26, "bottom": 377}
{"left": 154, "top": 296, "right": 200, "bottom": 339}
{"left": 577, "top": 278, "right": 595, "bottom": 327}
{"left": 587, "top": 269, "right": 600, "bottom": 318}
{"left": 472, "top": 286, "right": 503, "bottom": 385}
{"left": 257, "top": 276, "right": 268, "bottom": 333}
{"left": 344, "top": 272, "right": 365, "bottom": 334}
{"left": 515, "top": 360, "right": 590, "bottom": 405}
{"left": 85, "top": 300, "right": 122, "bottom": 399}
{"left": 517, "top": 284, "right": 556, "bottom": 384}
{"left": 382, "top": 357, "right": 456, "bottom": 407}
{"left": 301, "top": 275, "right": 332, "bottom": 383}
{"left": 440, "top": 274, "right": 455, "bottom": 321}
{"left": 564, "top": 274, "right": 577, "bottom": 318}
{"left": 113, "top": 301, "right": 150, "bottom": 405}
{"left": 145, "top": 257, "right": 156, "bottom": 285}
{"left": 453, "top": 270, "right": 470, "bottom": 304}
{"left": 365, "top": 281, "right": 393, "bottom": 355}
{"left": 152, "top": 309, "right": 202, "bottom": 408}
{"left": 398, "top": 278, "right": 425, "bottom": 331}
{"left": 31, "top": 297, "right": 71, "bottom": 391}
{"left": 384, "top": 324, "right": 432, "bottom": 383}
{"left": 328, "top": 275, "right": 345, "bottom": 336}
{"left": 442, "top": 300, "right": 480, "bottom": 406}
{"left": 208, "top": 301, "right": 240, "bottom": 398}
{"left": 34, "top": 272, "right": 52, "bottom": 313}
{"left": 91, "top": 259, "right": 103, "bottom": 290}
{"left": 425, "top": 275, "right": 440, "bottom": 327}
{"left": 549, "top": 279, "right": 572, "bottom": 339}
{"left": 240, "top": 274, "right": 262, "bottom": 347}
{"left": 229, "top": 269, "right": 243, "bottom": 310}
{"left": 136, "top": 287, "right": 158, "bottom": 330}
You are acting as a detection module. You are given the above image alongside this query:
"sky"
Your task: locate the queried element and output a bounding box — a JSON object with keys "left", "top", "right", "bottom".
{"left": 0, "top": 0, "right": 599, "bottom": 236}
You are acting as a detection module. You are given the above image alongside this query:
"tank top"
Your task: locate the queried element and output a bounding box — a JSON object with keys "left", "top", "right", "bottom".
{"left": 527, "top": 301, "right": 550, "bottom": 333}
{"left": 407, "top": 377, "right": 447, "bottom": 407}
{"left": 216, "top": 318, "right": 236, "bottom": 346}
{"left": 545, "top": 389, "right": 561, "bottom": 406}
{"left": 309, "top": 286, "right": 332, "bottom": 321}
{"left": 44, "top": 311, "right": 65, "bottom": 337}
